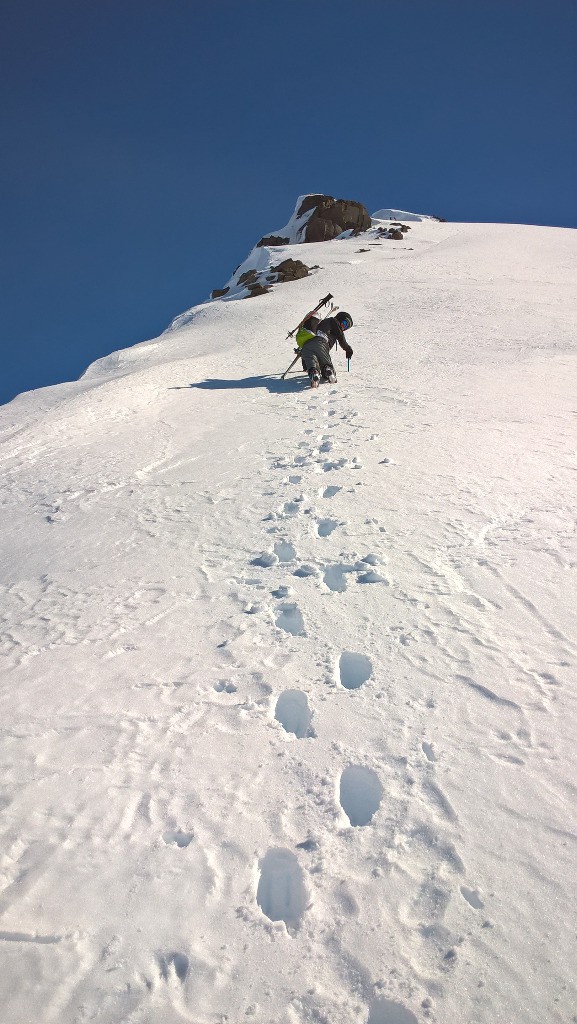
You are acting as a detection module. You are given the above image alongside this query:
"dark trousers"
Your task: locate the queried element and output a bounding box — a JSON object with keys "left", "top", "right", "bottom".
{"left": 300, "top": 336, "right": 334, "bottom": 375}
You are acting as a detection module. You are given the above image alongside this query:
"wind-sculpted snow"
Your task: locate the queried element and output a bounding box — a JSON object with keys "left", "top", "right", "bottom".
{"left": 371, "top": 207, "right": 435, "bottom": 222}
{"left": 0, "top": 216, "right": 576, "bottom": 1024}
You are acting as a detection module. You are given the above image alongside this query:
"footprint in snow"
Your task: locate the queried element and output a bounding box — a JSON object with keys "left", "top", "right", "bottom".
{"left": 273, "top": 540, "right": 297, "bottom": 562}
{"left": 320, "top": 485, "right": 341, "bottom": 498}
{"left": 338, "top": 651, "right": 373, "bottom": 690}
{"left": 361, "top": 552, "right": 381, "bottom": 565}
{"left": 252, "top": 551, "right": 279, "bottom": 568}
{"left": 274, "top": 690, "right": 314, "bottom": 738}
{"left": 316, "top": 518, "right": 340, "bottom": 538}
{"left": 256, "top": 848, "right": 309, "bottom": 929}
{"left": 277, "top": 500, "right": 303, "bottom": 518}
{"left": 320, "top": 456, "right": 362, "bottom": 472}
{"left": 321, "top": 557, "right": 386, "bottom": 591}
{"left": 368, "top": 998, "right": 419, "bottom": 1023}
{"left": 357, "top": 569, "right": 387, "bottom": 584}
{"left": 156, "top": 951, "right": 189, "bottom": 984}
{"left": 213, "top": 680, "right": 238, "bottom": 693}
{"left": 339, "top": 765, "right": 383, "bottom": 826}
{"left": 162, "top": 829, "right": 194, "bottom": 848}
{"left": 293, "top": 563, "right": 321, "bottom": 579}
{"left": 355, "top": 553, "right": 387, "bottom": 583}
{"left": 323, "top": 564, "right": 350, "bottom": 592}
{"left": 275, "top": 603, "right": 305, "bottom": 636}
{"left": 460, "top": 885, "right": 485, "bottom": 909}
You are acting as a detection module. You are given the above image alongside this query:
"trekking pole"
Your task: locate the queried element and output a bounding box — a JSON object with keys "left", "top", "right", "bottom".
{"left": 281, "top": 350, "right": 302, "bottom": 379}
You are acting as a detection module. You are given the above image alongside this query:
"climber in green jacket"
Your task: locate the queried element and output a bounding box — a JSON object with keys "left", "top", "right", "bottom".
{"left": 297, "top": 312, "right": 354, "bottom": 388}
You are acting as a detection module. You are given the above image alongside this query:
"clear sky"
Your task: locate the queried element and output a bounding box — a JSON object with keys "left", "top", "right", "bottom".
{"left": 1, "top": 0, "right": 576, "bottom": 406}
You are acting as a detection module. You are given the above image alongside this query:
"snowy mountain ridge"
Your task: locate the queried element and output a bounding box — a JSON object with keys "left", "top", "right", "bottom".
{"left": 0, "top": 211, "right": 576, "bottom": 1024}
{"left": 203, "top": 196, "right": 437, "bottom": 304}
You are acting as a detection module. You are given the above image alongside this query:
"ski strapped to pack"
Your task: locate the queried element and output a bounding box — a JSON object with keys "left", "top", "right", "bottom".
{"left": 285, "top": 293, "right": 334, "bottom": 340}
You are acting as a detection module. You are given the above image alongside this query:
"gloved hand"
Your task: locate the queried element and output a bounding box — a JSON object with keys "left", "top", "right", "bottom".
{"left": 345, "top": 346, "right": 353, "bottom": 360}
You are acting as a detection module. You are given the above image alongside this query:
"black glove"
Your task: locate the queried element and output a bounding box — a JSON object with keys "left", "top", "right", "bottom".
{"left": 345, "top": 346, "right": 353, "bottom": 360}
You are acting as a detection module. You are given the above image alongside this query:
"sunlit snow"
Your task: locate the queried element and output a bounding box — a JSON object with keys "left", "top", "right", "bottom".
{"left": 1, "top": 213, "right": 576, "bottom": 1024}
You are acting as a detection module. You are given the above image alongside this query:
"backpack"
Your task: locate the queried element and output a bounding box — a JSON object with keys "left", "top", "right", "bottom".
{"left": 295, "top": 315, "right": 320, "bottom": 348}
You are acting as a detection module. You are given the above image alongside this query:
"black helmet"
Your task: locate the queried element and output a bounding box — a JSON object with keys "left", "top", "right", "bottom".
{"left": 336, "top": 311, "right": 353, "bottom": 331}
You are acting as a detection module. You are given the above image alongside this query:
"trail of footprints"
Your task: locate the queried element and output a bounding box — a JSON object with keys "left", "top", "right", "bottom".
{"left": 242, "top": 395, "right": 484, "bottom": 1018}
{"left": 163, "top": 395, "right": 485, "bottom": 1020}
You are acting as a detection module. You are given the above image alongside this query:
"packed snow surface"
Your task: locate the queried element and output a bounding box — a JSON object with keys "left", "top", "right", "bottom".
{"left": 1, "top": 216, "right": 576, "bottom": 1024}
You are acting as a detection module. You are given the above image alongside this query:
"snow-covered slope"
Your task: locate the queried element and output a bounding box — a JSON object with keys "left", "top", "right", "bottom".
{"left": 1, "top": 216, "right": 576, "bottom": 1024}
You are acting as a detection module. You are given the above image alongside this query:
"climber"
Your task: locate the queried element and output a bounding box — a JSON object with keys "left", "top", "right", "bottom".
{"left": 299, "top": 312, "right": 354, "bottom": 387}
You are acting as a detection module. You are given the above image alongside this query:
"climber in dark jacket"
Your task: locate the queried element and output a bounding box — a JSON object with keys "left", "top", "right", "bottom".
{"left": 300, "top": 312, "right": 354, "bottom": 386}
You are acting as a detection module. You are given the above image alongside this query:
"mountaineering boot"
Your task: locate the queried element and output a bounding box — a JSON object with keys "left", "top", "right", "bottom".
{"left": 322, "top": 365, "right": 337, "bottom": 384}
{"left": 308, "top": 369, "right": 321, "bottom": 389}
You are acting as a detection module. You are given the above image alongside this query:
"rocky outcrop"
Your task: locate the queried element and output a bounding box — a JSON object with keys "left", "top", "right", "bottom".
{"left": 268, "top": 258, "right": 310, "bottom": 283}
{"left": 212, "top": 257, "right": 313, "bottom": 300}
{"left": 256, "top": 234, "right": 290, "bottom": 248}
{"left": 298, "top": 195, "right": 371, "bottom": 243}
{"left": 237, "top": 269, "right": 271, "bottom": 297}
{"left": 373, "top": 223, "right": 412, "bottom": 240}
{"left": 211, "top": 194, "right": 373, "bottom": 299}
{"left": 253, "top": 194, "right": 371, "bottom": 248}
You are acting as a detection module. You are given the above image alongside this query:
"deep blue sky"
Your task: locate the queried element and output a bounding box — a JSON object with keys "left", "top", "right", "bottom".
{"left": 1, "top": 0, "right": 576, "bottom": 405}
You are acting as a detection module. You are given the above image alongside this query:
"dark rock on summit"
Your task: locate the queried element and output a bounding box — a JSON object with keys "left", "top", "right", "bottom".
{"left": 296, "top": 195, "right": 328, "bottom": 217}
{"left": 299, "top": 195, "right": 371, "bottom": 243}
{"left": 256, "top": 234, "right": 290, "bottom": 248}
{"left": 211, "top": 287, "right": 230, "bottom": 299}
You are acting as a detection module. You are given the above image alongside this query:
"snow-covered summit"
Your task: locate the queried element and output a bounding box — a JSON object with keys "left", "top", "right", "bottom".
{"left": 208, "top": 193, "right": 373, "bottom": 301}
{"left": 203, "top": 196, "right": 437, "bottom": 306}
{"left": 371, "top": 208, "right": 438, "bottom": 222}
{"left": 1, "top": 213, "right": 576, "bottom": 1024}
{"left": 261, "top": 192, "right": 321, "bottom": 244}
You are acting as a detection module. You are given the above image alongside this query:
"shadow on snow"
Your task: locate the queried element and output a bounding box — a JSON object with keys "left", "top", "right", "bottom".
{"left": 171, "top": 375, "right": 308, "bottom": 395}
